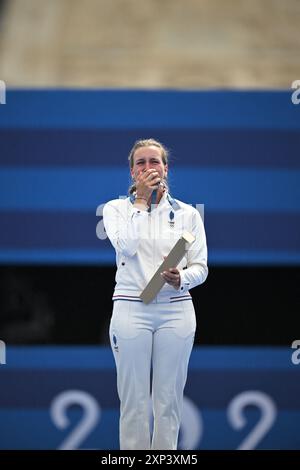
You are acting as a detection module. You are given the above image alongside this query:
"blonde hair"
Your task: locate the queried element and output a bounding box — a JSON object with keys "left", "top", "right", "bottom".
{"left": 128, "top": 138, "right": 169, "bottom": 194}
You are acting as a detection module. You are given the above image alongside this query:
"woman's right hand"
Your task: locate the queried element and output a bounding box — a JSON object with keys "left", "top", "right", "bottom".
{"left": 135, "top": 169, "right": 161, "bottom": 200}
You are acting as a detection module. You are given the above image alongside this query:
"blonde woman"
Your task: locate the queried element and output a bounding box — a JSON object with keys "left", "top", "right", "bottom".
{"left": 103, "top": 138, "right": 208, "bottom": 450}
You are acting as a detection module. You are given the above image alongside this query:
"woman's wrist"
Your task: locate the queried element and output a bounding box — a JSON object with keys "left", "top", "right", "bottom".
{"left": 136, "top": 195, "right": 148, "bottom": 202}
{"left": 135, "top": 196, "right": 149, "bottom": 205}
{"left": 134, "top": 198, "right": 149, "bottom": 210}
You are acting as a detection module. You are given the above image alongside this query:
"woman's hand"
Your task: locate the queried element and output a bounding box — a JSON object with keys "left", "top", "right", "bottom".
{"left": 135, "top": 169, "right": 161, "bottom": 200}
{"left": 161, "top": 267, "right": 181, "bottom": 290}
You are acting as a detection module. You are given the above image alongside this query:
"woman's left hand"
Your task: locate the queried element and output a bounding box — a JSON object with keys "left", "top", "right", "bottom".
{"left": 161, "top": 267, "right": 180, "bottom": 290}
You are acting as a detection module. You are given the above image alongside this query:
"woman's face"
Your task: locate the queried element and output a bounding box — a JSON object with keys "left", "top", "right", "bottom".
{"left": 131, "top": 145, "right": 168, "bottom": 183}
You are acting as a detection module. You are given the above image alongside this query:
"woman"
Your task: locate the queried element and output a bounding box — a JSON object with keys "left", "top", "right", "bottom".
{"left": 103, "top": 138, "right": 208, "bottom": 450}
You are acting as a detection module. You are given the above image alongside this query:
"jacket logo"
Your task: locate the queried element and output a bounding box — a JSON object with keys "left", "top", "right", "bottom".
{"left": 168, "top": 211, "right": 175, "bottom": 228}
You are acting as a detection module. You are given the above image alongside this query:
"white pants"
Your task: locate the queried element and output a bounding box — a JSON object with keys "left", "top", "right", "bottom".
{"left": 109, "top": 299, "right": 196, "bottom": 450}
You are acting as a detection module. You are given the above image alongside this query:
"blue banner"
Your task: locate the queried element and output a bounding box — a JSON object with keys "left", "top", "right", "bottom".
{"left": 0, "top": 346, "right": 299, "bottom": 449}
{"left": 0, "top": 90, "right": 299, "bottom": 265}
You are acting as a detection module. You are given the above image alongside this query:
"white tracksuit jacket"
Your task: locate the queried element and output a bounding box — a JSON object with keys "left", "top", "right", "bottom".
{"left": 103, "top": 191, "right": 208, "bottom": 302}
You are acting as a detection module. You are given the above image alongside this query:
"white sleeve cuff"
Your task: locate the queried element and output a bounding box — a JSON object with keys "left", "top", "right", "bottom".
{"left": 178, "top": 270, "right": 191, "bottom": 294}
{"left": 130, "top": 207, "right": 149, "bottom": 217}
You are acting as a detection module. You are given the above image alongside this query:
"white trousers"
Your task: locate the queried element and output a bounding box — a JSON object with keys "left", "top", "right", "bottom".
{"left": 109, "top": 299, "right": 196, "bottom": 450}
